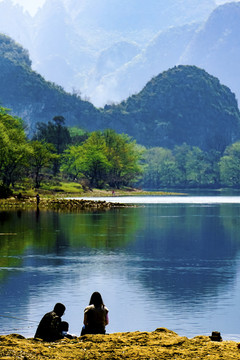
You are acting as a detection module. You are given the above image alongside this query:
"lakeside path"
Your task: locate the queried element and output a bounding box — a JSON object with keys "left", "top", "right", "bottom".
{"left": 0, "top": 328, "right": 240, "bottom": 359}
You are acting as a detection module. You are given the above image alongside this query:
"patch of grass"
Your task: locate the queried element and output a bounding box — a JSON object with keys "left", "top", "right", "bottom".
{"left": 41, "top": 182, "right": 84, "bottom": 194}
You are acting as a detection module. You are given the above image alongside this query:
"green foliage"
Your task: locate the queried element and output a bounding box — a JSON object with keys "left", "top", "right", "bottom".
{"left": 104, "top": 66, "right": 240, "bottom": 151}
{"left": 33, "top": 116, "right": 71, "bottom": 175}
{"left": 0, "top": 34, "right": 31, "bottom": 67}
{"left": 139, "top": 144, "right": 222, "bottom": 188}
{"left": 62, "top": 129, "right": 143, "bottom": 188}
{"left": 69, "top": 127, "right": 89, "bottom": 145}
{"left": 29, "top": 141, "right": 57, "bottom": 188}
{"left": 141, "top": 147, "right": 181, "bottom": 188}
{"left": 0, "top": 107, "right": 31, "bottom": 187}
{"left": 34, "top": 116, "right": 71, "bottom": 154}
{"left": 219, "top": 142, "right": 240, "bottom": 187}
{"left": 1, "top": 105, "right": 240, "bottom": 192}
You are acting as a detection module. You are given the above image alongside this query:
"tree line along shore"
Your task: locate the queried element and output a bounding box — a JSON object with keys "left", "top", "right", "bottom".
{"left": 1, "top": 106, "right": 240, "bottom": 202}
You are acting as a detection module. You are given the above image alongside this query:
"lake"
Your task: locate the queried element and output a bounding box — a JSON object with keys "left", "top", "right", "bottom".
{"left": 1, "top": 191, "right": 240, "bottom": 340}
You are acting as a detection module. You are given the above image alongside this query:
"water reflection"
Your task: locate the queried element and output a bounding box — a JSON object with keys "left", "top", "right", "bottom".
{"left": 0, "top": 199, "right": 240, "bottom": 339}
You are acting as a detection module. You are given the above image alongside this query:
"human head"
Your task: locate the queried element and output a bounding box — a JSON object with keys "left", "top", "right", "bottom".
{"left": 60, "top": 321, "right": 69, "bottom": 332}
{"left": 53, "top": 303, "right": 66, "bottom": 316}
{"left": 89, "top": 292, "right": 104, "bottom": 307}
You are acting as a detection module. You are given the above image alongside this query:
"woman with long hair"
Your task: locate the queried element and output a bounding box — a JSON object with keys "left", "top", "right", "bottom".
{"left": 81, "top": 292, "right": 109, "bottom": 335}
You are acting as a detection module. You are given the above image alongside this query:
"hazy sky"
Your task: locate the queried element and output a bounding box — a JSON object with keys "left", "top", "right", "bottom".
{"left": 0, "top": 0, "right": 239, "bottom": 16}
{"left": 4, "top": 0, "right": 46, "bottom": 15}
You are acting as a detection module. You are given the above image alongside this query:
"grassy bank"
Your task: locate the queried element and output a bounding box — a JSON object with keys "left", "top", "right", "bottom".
{"left": 0, "top": 328, "right": 239, "bottom": 359}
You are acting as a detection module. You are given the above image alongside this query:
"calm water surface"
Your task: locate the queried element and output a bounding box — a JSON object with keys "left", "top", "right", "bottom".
{"left": 1, "top": 192, "right": 240, "bottom": 340}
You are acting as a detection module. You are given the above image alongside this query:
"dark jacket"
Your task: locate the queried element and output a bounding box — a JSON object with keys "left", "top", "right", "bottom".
{"left": 34, "top": 311, "right": 63, "bottom": 341}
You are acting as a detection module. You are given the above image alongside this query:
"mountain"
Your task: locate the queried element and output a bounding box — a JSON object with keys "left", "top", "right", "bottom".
{"left": 0, "top": 34, "right": 100, "bottom": 134}
{"left": 0, "top": 35, "right": 239, "bottom": 152}
{"left": 88, "top": 23, "right": 200, "bottom": 106}
{"left": 102, "top": 65, "right": 240, "bottom": 151}
{"left": 181, "top": 2, "right": 240, "bottom": 104}
{"left": 0, "top": 0, "right": 217, "bottom": 105}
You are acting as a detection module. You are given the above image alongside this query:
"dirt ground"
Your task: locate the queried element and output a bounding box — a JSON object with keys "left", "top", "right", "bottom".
{"left": 0, "top": 328, "right": 240, "bottom": 360}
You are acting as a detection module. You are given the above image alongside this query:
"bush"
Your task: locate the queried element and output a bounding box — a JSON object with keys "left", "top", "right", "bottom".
{"left": 0, "top": 184, "right": 13, "bottom": 198}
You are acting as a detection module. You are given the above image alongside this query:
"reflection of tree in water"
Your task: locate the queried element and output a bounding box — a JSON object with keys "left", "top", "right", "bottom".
{"left": 0, "top": 211, "right": 28, "bottom": 276}
{"left": 220, "top": 204, "right": 240, "bottom": 244}
{"left": 125, "top": 204, "right": 240, "bottom": 306}
{"left": 0, "top": 207, "right": 144, "bottom": 280}
{"left": 0, "top": 210, "right": 69, "bottom": 279}
{"left": 58, "top": 208, "right": 143, "bottom": 249}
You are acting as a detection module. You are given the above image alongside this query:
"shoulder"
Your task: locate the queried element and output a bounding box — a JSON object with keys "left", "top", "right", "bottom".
{"left": 103, "top": 305, "right": 109, "bottom": 313}
{"left": 84, "top": 305, "right": 95, "bottom": 313}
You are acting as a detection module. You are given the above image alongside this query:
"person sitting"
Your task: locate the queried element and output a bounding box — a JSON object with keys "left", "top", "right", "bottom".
{"left": 81, "top": 292, "right": 109, "bottom": 335}
{"left": 60, "top": 321, "right": 76, "bottom": 339}
{"left": 34, "top": 303, "right": 65, "bottom": 341}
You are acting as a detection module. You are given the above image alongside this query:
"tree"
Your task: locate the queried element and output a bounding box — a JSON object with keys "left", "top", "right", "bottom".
{"left": 69, "top": 127, "right": 89, "bottom": 145}
{"left": 103, "top": 129, "right": 143, "bottom": 188}
{"left": 62, "top": 130, "right": 143, "bottom": 188}
{"left": 33, "top": 116, "right": 71, "bottom": 175}
{"left": 0, "top": 107, "right": 31, "bottom": 187}
{"left": 29, "top": 141, "right": 57, "bottom": 188}
{"left": 140, "top": 147, "right": 181, "bottom": 188}
{"left": 219, "top": 142, "right": 240, "bottom": 187}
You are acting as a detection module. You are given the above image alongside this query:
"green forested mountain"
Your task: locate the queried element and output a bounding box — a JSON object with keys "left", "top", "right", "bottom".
{"left": 0, "top": 34, "right": 240, "bottom": 152}
{"left": 103, "top": 65, "right": 240, "bottom": 151}
{"left": 0, "top": 34, "right": 100, "bottom": 134}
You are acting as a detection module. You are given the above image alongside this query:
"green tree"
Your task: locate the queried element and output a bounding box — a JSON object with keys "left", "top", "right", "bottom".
{"left": 173, "top": 143, "right": 191, "bottom": 186}
{"left": 140, "top": 147, "right": 181, "bottom": 188}
{"left": 34, "top": 116, "right": 71, "bottom": 175}
{"left": 219, "top": 142, "right": 240, "bottom": 187}
{"left": 62, "top": 132, "right": 110, "bottom": 188}
{"left": 62, "top": 130, "right": 143, "bottom": 188}
{"left": 29, "top": 141, "right": 57, "bottom": 188}
{"left": 103, "top": 129, "right": 143, "bottom": 188}
{"left": 185, "top": 147, "right": 220, "bottom": 187}
{"left": 69, "top": 127, "right": 89, "bottom": 145}
{"left": 0, "top": 107, "right": 30, "bottom": 187}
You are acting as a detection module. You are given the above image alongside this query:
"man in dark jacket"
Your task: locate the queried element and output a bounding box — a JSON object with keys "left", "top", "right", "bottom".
{"left": 34, "top": 303, "right": 65, "bottom": 341}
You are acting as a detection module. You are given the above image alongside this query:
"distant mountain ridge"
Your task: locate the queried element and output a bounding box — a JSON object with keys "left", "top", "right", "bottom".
{"left": 181, "top": 2, "right": 240, "bottom": 103}
{"left": 0, "top": 0, "right": 217, "bottom": 105}
{"left": 0, "top": 33, "right": 239, "bottom": 153}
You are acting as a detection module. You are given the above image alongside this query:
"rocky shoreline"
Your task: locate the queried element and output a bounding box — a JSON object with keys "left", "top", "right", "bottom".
{"left": 0, "top": 196, "right": 131, "bottom": 211}
{"left": 0, "top": 328, "right": 239, "bottom": 359}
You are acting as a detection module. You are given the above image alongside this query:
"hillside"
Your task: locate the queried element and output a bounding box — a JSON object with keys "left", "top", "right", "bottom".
{"left": 0, "top": 34, "right": 100, "bottom": 134}
{"left": 0, "top": 34, "right": 239, "bottom": 151}
{"left": 102, "top": 65, "right": 240, "bottom": 151}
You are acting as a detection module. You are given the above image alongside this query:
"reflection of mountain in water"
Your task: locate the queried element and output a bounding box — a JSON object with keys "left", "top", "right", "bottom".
{"left": 124, "top": 204, "right": 240, "bottom": 305}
